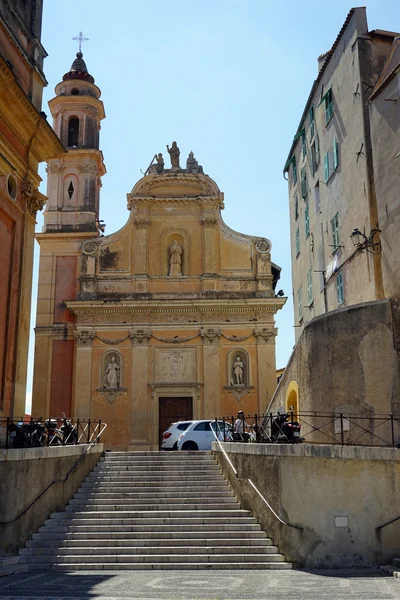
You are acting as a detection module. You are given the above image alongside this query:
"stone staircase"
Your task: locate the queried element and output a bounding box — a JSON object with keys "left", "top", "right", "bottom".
{"left": 19, "top": 451, "right": 292, "bottom": 570}
{"left": 381, "top": 558, "right": 400, "bottom": 578}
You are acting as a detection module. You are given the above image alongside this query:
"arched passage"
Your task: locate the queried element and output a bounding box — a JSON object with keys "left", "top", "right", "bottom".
{"left": 286, "top": 380, "right": 299, "bottom": 414}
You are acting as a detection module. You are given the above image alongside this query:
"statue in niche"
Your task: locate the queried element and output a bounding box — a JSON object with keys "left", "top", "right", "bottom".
{"left": 104, "top": 356, "right": 120, "bottom": 389}
{"left": 233, "top": 356, "right": 244, "bottom": 386}
{"left": 167, "top": 141, "right": 180, "bottom": 168}
{"left": 169, "top": 240, "right": 183, "bottom": 276}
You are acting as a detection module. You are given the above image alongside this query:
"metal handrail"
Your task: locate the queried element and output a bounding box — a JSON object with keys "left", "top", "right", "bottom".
{"left": 210, "top": 420, "right": 303, "bottom": 531}
{"left": 0, "top": 424, "right": 107, "bottom": 525}
{"left": 376, "top": 515, "right": 400, "bottom": 532}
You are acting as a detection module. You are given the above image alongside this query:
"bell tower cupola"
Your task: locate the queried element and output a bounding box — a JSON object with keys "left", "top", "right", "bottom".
{"left": 43, "top": 50, "right": 106, "bottom": 232}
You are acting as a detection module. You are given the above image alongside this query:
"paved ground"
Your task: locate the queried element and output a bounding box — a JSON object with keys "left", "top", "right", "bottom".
{"left": 0, "top": 569, "right": 399, "bottom": 600}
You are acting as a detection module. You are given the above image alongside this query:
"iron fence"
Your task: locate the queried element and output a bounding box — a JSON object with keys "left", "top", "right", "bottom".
{"left": 215, "top": 411, "right": 400, "bottom": 447}
{"left": 0, "top": 416, "right": 106, "bottom": 449}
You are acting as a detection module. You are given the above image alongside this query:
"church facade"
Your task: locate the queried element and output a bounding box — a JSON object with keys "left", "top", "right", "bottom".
{"left": 31, "top": 53, "right": 285, "bottom": 449}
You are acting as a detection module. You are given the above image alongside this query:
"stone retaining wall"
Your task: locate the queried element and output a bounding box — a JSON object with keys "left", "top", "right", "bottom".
{"left": 213, "top": 442, "right": 400, "bottom": 568}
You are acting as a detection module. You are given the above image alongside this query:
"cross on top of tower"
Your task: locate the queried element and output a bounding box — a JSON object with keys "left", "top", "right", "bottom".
{"left": 72, "top": 31, "right": 89, "bottom": 53}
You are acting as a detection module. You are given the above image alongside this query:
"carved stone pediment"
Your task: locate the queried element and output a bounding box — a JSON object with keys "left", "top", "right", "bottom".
{"left": 130, "top": 172, "right": 221, "bottom": 198}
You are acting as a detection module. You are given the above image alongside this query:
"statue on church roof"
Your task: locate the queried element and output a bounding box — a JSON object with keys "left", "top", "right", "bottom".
{"left": 186, "top": 151, "right": 203, "bottom": 174}
{"left": 167, "top": 141, "right": 180, "bottom": 168}
{"left": 155, "top": 153, "right": 164, "bottom": 173}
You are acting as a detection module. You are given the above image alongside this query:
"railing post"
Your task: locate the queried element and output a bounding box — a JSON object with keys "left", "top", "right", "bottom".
{"left": 231, "top": 416, "right": 234, "bottom": 440}
{"left": 340, "top": 413, "right": 344, "bottom": 445}
{"left": 97, "top": 419, "right": 101, "bottom": 443}
{"left": 222, "top": 417, "right": 226, "bottom": 441}
{"left": 254, "top": 413, "right": 258, "bottom": 442}
{"left": 391, "top": 414, "right": 395, "bottom": 446}
{"left": 6, "top": 417, "right": 9, "bottom": 450}
{"left": 76, "top": 419, "right": 80, "bottom": 444}
{"left": 270, "top": 413, "right": 273, "bottom": 441}
{"left": 87, "top": 419, "right": 91, "bottom": 444}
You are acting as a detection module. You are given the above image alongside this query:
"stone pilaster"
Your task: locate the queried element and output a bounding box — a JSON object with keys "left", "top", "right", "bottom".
{"left": 201, "top": 328, "right": 221, "bottom": 418}
{"left": 73, "top": 327, "right": 95, "bottom": 419}
{"left": 129, "top": 329, "right": 151, "bottom": 445}
{"left": 133, "top": 216, "right": 151, "bottom": 275}
{"left": 254, "top": 328, "right": 277, "bottom": 414}
{"left": 201, "top": 215, "right": 218, "bottom": 279}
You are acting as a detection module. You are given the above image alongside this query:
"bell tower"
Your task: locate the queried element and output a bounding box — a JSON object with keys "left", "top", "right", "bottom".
{"left": 43, "top": 51, "right": 106, "bottom": 232}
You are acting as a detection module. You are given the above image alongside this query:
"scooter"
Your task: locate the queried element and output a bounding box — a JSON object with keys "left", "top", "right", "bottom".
{"left": 271, "top": 412, "right": 303, "bottom": 443}
{"left": 60, "top": 417, "right": 78, "bottom": 444}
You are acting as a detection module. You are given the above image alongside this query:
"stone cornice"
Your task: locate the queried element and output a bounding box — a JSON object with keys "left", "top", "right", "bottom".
{"left": 0, "top": 57, "right": 65, "bottom": 161}
{"left": 47, "top": 150, "right": 106, "bottom": 177}
{"left": 65, "top": 298, "right": 285, "bottom": 314}
{"left": 48, "top": 95, "right": 106, "bottom": 120}
{"left": 127, "top": 195, "right": 224, "bottom": 212}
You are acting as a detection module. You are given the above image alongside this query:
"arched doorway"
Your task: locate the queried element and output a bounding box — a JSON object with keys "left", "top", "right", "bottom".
{"left": 286, "top": 380, "right": 299, "bottom": 415}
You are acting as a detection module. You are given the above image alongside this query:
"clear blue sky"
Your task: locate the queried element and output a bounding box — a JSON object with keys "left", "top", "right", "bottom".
{"left": 26, "top": 0, "right": 400, "bottom": 410}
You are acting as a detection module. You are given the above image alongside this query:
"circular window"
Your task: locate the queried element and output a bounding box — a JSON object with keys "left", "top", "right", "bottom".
{"left": 71, "top": 88, "right": 79, "bottom": 96}
{"left": 7, "top": 174, "right": 17, "bottom": 200}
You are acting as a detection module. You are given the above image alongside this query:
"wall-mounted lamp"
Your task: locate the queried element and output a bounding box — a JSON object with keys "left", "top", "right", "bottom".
{"left": 350, "top": 228, "right": 381, "bottom": 254}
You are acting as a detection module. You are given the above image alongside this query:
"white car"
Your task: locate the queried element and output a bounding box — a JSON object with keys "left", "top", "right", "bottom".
{"left": 177, "top": 420, "right": 232, "bottom": 451}
{"left": 160, "top": 420, "right": 193, "bottom": 450}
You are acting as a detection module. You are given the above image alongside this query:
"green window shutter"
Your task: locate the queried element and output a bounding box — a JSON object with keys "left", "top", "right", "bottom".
{"left": 331, "top": 213, "right": 340, "bottom": 249}
{"left": 309, "top": 107, "right": 315, "bottom": 139}
{"left": 315, "top": 136, "right": 320, "bottom": 165}
{"left": 301, "top": 167, "right": 307, "bottom": 198}
{"left": 295, "top": 227, "right": 300, "bottom": 256}
{"left": 297, "top": 287, "right": 303, "bottom": 320}
{"left": 325, "top": 89, "right": 333, "bottom": 123}
{"left": 336, "top": 272, "right": 344, "bottom": 305}
{"left": 293, "top": 158, "right": 297, "bottom": 185}
{"left": 302, "top": 133, "right": 307, "bottom": 159}
{"left": 324, "top": 153, "right": 329, "bottom": 183}
{"left": 307, "top": 269, "right": 313, "bottom": 305}
{"left": 295, "top": 195, "right": 299, "bottom": 220}
{"left": 305, "top": 202, "right": 310, "bottom": 237}
{"left": 333, "top": 137, "right": 338, "bottom": 170}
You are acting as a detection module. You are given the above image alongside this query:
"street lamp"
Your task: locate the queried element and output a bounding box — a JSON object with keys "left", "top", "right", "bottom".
{"left": 350, "top": 228, "right": 381, "bottom": 254}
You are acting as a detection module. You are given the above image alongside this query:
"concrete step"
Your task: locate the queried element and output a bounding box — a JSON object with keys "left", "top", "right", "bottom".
{"left": 53, "top": 509, "right": 251, "bottom": 518}
{"left": 20, "top": 561, "right": 293, "bottom": 571}
{"left": 68, "top": 500, "right": 237, "bottom": 509}
{"left": 85, "top": 475, "right": 225, "bottom": 483}
{"left": 380, "top": 565, "right": 400, "bottom": 578}
{"left": 103, "top": 451, "right": 212, "bottom": 457}
{"left": 19, "top": 552, "right": 287, "bottom": 564}
{"left": 21, "top": 451, "right": 290, "bottom": 571}
{"left": 28, "top": 537, "right": 273, "bottom": 547}
{"left": 80, "top": 483, "right": 229, "bottom": 491}
{"left": 21, "top": 545, "right": 280, "bottom": 556}
{"left": 74, "top": 485, "right": 234, "bottom": 499}
{"left": 39, "top": 522, "right": 261, "bottom": 533}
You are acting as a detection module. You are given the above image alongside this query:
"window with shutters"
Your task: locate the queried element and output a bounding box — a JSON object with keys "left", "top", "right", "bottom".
{"left": 301, "top": 133, "right": 307, "bottom": 159}
{"left": 305, "top": 202, "right": 310, "bottom": 237}
{"left": 294, "top": 194, "right": 299, "bottom": 220}
{"left": 295, "top": 227, "right": 300, "bottom": 257}
{"left": 300, "top": 167, "right": 307, "bottom": 198}
{"left": 292, "top": 158, "right": 297, "bottom": 185}
{"left": 324, "top": 138, "right": 339, "bottom": 183}
{"left": 336, "top": 271, "right": 344, "bottom": 305}
{"left": 331, "top": 213, "right": 340, "bottom": 250}
{"left": 297, "top": 287, "right": 303, "bottom": 321}
{"left": 311, "top": 136, "right": 320, "bottom": 175}
{"left": 307, "top": 269, "right": 313, "bottom": 306}
{"left": 325, "top": 89, "right": 334, "bottom": 123}
{"left": 309, "top": 106, "right": 315, "bottom": 139}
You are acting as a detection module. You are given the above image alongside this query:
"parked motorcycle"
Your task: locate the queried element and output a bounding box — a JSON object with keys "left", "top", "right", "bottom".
{"left": 45, "top": 418, "right": 64, "bottom": 445}
{"left": 60, "top": 417, "right": 78, "bottom": 444}
{"left": 8, "top": 419, "right": 45, "bottom": 448}
{"left": 271, "top": 412, "right": 303, "bottom": 443}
